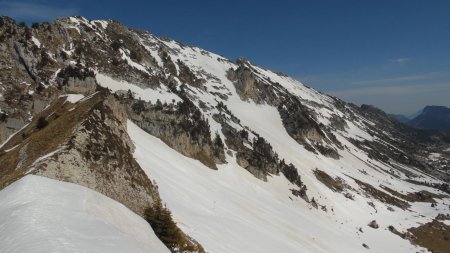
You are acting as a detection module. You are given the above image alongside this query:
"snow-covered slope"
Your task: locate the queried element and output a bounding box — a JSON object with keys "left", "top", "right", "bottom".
{"left": 128, "top": 120, "right": 447, "bottom": 253}
{"left": 0, "top": 175, "right": 170, "bottom": 253}
{"left": 0, "top": 16, "right": 449, "bottom": 253}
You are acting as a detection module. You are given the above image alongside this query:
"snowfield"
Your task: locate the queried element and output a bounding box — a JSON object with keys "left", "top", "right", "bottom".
{"left": 128, "top": 120, "right": 441, "bottom": 253}
{"left": 96, "top": 73, "right": 181, "bottom": 104}
{"left": 0, "top": 175, "right": 170, "bottom": 253}
{"left": 61, "top": 93, "right": 85, "bottom": 103}
{"left": 120, "top": 32, "right": 449, "bottom": 252}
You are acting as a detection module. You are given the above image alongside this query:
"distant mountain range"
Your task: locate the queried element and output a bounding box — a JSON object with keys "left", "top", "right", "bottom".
{"left": 389, "top": 114, "right": 411, "bottom": 124}
{"left": 390, "top": 105, "right": 450, "bottom": 131}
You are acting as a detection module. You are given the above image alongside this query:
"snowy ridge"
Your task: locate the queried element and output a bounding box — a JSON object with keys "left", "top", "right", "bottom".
{"left": 0, "top": 175, "right": 170, "bottom": 253}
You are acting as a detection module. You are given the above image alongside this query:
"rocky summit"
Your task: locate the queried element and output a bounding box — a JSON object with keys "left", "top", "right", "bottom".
{"left": 0, "top": 16, "right": 449, "bottom": 253}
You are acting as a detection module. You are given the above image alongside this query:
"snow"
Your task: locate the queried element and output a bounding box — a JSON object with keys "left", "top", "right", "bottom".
{"left": 428, "top": 152, "right": 441, "bottom": 161}
{"left": 61, "top": 94, "right": 85, "bottom": 103}
{"left": 69, "top": 17, "right": 80, "bottom": 24}
{"left": 128, "top": 120, "right": 436, "bottom": 253}
{"left": 3, "top": 24, "right": 446, "bottom": 253}
{"left": 120, "top": 49, "right": 150, "bottom": 74}
{"left": 251, "top": 64, "right": 335, "bottom": 108}
{"left": 80, "top": 91, "right": 100, "bottom": 102}
{"left": 62, "top": 43, "right": 75, "bottom": 56}
{"left": 65, "top": 17, "right": 82, "bottom": 34}
{"left": 92, "top": 20, "right": 109, "bottom": 29}
{"left": 52, "top": 68, "right": 62, "bottom": 82}
{"left": 340, "top": 119, "right": 374, "bottom": 141}
{"left": 0, "top": 175, "right": 170, "bottom": 253}
{"left": 96, "top": 73, "right": 181, "bottom": 104}
{"left": 26, "top": 148, "right": 64, "bottom": 173}
{"left": 31, "top": 36, "right": 41, "bottom": 48}
{"left": 140, "top": 36, "right": 164, "bottom": 67}
{"left": 4, "top": 144, "right": 19, "bottom": 152}
{"left": 118, "top": 37, "right": 449, "bottom": 252}
{"left": 46, "top": 52, "right": 56, "bottom": 61}
{"left": 0, "top": 123, "right": 30, "bottom": 149}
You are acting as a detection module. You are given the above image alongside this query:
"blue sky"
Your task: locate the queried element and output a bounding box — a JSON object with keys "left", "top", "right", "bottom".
{"left": 1, "top": 0, "right": 449, "bottom": 115}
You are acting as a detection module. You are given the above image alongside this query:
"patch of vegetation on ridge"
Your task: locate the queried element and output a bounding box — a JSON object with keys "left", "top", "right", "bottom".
{"left": 145, "top": 198, "right": 205, "bottom": 253}
{"left": 351, "top": 177, "right": 410, "bottom": 210}
{"left": 380, "top": 185, "right": 443, "bottom": 203}
{"left": 314, "top": 169, "right": 346, "bottom": 193}
{"left": 405, "top": 179, "right": 450, "bottom": 195}
{"left": 0, "top": 92, "right": 106, "bottom": 189}
{"left": 390, "top": 220, "right": 450, "bottom": 253}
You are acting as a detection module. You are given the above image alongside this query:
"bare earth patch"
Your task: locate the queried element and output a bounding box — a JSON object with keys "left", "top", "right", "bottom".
{"left": 408, "top": 220, "right": 450, "bottom": 253}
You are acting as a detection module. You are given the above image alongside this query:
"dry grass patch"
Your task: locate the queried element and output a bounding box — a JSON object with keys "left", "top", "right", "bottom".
{"left": 314, "top": 169, "right": 345, "bottom": 192}
{"left": 351, "top": 177, "right": 410, "bottom": 209}
{"left": 0, "top": 92, "right": 106, "bottom": 189}
{"left": 381, "top": 185, "right": 442, "bottom": 203}
{"left": 407, "top": 220, "right": 450, "bottom": 253}
{"left": 192, "top": 150, "right": 217, "bottom": 170}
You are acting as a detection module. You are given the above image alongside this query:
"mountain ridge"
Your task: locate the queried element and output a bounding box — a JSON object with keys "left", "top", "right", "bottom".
{"left": 409, "top": 105, "right": 450, "bottom": 131}
{"left": 389, "top": 113, "right": 411, "bottom": 124}
{"left": 389, "top": 105, "right": 450, "bottom": 132}
{"left": 0, "top": 16, "right": 449, "bottom": 253}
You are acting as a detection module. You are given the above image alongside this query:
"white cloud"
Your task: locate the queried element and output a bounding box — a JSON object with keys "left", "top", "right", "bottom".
{"left": 389, "top": 58, "right": 410, "bottom": 64}
{"left": 350, "top": 71, "right": 445, "bottom": 85}
{"left": 330, "top": 82, "right": 450, "bottom": 97}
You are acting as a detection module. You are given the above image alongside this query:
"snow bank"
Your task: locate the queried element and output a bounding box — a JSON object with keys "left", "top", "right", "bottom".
{"left": 0, "top": 175, "right": 170, "bottom": 253}
{"left": 120, "top": 49, "right": 150, "bottom": 74}
{"left": 96, "top": 73, "right": 181, "bottom": 104}
{"left": 0, "top": 122, "right": 30, "bottom": 149}
{"left": 31, "top": 36, "right": 41, "bottom": 48}
{"left": 61, "top": 94, "right": 85, "bottom": 103}
{"left": 128, "top": 120, "right": 426, "bottom": 253}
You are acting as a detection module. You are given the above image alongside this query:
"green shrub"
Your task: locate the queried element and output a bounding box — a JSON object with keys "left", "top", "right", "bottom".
{"left": 36, "top": 116, "right": 48, "bottom": 129}
{"left": 110, "top": 40, "right": 121, "bottom": 51}
{"left": 0, "top": 112, "right": 7, "bottom": 122}
{"left": 145, "top": 198, "right": 204, "bottom": 252}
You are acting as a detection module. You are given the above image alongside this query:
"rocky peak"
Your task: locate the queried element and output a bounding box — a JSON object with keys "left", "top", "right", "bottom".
{"left": 236, "top": 56, "right": 251, "bottom": 66}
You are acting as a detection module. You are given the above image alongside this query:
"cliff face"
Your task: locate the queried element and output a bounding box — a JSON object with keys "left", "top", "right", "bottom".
{"left": 32, "top": 94, "right": 158, "bottom": 216}
{"left": 125, "top": 97, "right": 226, "bottom": 170}
{"left": 0, "top": 91, "right": 157, "bottom": 216}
